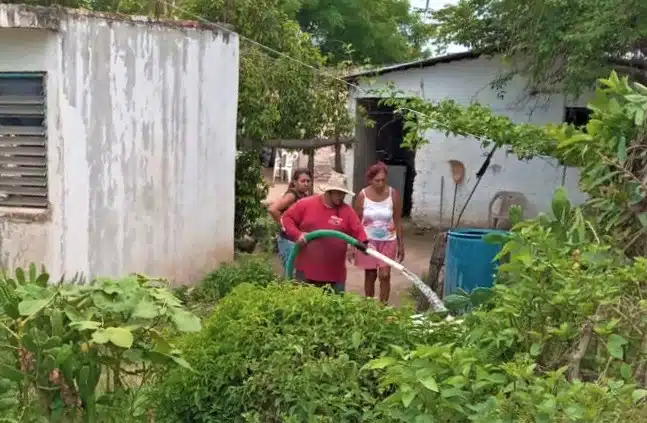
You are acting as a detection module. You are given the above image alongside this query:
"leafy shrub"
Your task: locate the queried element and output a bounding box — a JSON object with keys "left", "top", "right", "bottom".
{"left": 0, "top": 265, "right": 200, "bottom": 422}
{"left": 251, "top": 214, "right": 280, "bottom": 253}
{"left": 367, "top": 190, "right": 647, "bottom": 422}
{"left": 191, "top": 254, "right": 278, "bottom": 304}
{"left": 373, "top": 346, "right": 646, "bottom": 422}
{"left": 235, "top": 150, "right": 268, "bottom": 239}
{"left": 150, "top": 282, "right": 441, "bottom": 423}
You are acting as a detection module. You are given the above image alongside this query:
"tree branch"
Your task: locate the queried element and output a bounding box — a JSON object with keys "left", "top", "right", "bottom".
{"left": 610, "top": 63, "right": 647, "bottom": 85}
{"left": 568, "top": 320, "right": 594, "bottom": 381}
{"left": 611, "top": 57, "right": 647, "bottom": 71}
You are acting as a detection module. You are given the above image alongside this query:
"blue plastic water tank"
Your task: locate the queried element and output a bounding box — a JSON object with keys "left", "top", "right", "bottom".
{"left": 443, "top": 228, "right": 505, "bottom": 296}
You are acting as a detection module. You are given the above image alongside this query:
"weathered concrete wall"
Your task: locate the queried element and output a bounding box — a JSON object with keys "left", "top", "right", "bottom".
{"left": 57, "top": 13, "right": 238, "bottom": 283}
{"left": 0, "top": 6, "right": 239, "bottom": 282}
{"left": 345, "top": 55, "right": 590, "bottom": 227}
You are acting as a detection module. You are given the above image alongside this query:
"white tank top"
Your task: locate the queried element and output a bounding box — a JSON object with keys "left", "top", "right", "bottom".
{"left": 361, "top": 188, "right": 397, "bottom": 241}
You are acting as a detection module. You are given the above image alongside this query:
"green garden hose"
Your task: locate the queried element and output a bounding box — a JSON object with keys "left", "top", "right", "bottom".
{"left": 284, "top": 229, "right": 367, "bottom": 278}
{"left": 284, "top": 229, "right": 448, "bottom": 313}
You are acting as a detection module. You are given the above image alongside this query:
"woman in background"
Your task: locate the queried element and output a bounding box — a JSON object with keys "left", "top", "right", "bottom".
{"left": 281, "top": 171, "right": 367, "bottom": 292}
{"left": 352, "top": 162, "right": 404, "bottom": 303}
{"left": 268, "top": 168, "right": 312, "bottom": 270}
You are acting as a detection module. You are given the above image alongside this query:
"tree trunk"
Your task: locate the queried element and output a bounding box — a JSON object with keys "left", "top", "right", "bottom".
{"left": 307, "top": 148, "right": 315, "bottom": 181}
{"left": 334, "top": 137, "right": 343, "bottom": 173}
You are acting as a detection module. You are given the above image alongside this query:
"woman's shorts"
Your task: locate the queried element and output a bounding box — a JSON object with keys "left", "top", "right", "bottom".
{"left": 354, "top": 239, "right": 397, "bottom": 270}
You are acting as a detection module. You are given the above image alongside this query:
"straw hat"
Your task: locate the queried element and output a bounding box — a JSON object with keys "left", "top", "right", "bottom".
{"left": 319, "top": 171, "right": 355, "bottom": 196}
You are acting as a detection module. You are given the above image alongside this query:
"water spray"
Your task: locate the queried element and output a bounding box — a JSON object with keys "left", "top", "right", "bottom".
{"left": 284, "top": 229, "right": 452, "bottom": 318}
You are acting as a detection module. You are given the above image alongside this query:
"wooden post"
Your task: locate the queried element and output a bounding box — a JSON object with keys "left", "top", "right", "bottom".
{"left": 333, "top": 136, "right": 343, "bottom": 173}
{"left": 307, "top": 148, "right": 315, "bottom": 180}
{"left": 418, "top": 231, "right": 447, "bottom": 312}
{"left": 240, "top": 137, "right": 354, "bottom": 150}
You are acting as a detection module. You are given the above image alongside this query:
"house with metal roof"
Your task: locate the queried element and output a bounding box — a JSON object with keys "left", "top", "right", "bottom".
{"left": 342, "top": 51, "right": 590, "bottom": 228}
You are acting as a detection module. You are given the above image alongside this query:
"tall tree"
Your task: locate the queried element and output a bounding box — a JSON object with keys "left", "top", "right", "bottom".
{"left": 431, "top": 0, "right": 647, "bottom": 96}
{"left": 294, "top": 0, "right": 433, "bottom": 64}
{"left": 177, "top": 0, "right": 354, "bottom": 144}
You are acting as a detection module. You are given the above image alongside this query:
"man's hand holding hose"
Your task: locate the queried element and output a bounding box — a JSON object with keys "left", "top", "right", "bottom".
{"left": 296, "top": 233, "right": 308, "bottom": 246}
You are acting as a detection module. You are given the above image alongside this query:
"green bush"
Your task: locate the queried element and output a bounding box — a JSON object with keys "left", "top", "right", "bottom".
{"left": 235, "top": 150, "right": 268, "bottom": 239}
{"left": 0, "top": 265, "right": 199, "bottom": 422}
{"left": 251, "top": 215, "right": 280, "bottom": 253}
{"left": 192, "top": 254, "right": 278, "bottom": 303}
{"left": 366, "top": 191, "right": 647, "bottom": 422}
{"left": 150, "top": 282, "right": 440, "bottom": 423}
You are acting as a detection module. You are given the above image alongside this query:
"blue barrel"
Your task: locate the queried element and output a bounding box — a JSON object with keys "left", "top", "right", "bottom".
{"left": 443, "top": 228, "right": 505, "bottom": 296}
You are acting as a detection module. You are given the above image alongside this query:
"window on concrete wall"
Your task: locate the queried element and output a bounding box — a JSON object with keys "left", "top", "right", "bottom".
{"left": 0, "top": 73, "right": 47, "bottom": 209}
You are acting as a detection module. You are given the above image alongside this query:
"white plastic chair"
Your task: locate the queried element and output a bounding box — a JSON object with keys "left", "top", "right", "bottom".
{"left": 272, "top": 149, "right": 299, "bottom": 183}
{"left": 488, "top": 191, "right": 527, "bottom": 229}
{"left": 272, "top": 149, "right": 287, "bottom": 183}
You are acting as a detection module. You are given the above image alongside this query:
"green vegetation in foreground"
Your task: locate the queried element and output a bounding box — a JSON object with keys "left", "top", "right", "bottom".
{"left": 2, "top": 71, "right": 647, "bottom": 421}
{"left": 0, "top": 267, "right": 200, "bottom": 422}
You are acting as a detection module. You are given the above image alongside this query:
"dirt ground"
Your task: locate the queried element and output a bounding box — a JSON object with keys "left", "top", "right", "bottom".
{"left": 265, "top": 170, "right": 434, "bottom": 306}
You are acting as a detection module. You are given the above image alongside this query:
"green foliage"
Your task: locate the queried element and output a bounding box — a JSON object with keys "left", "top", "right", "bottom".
{"left": 373, "top": 349, "right": 645, "bottom": 422}
{"left": 442, "top": 287, "right": 494, "bottom": 315}
{"left": 369, "top": 342, "right": 505, "bottom": 422}
{"left": 251, "top": 214, "right": 280, "bottom": 253}
{"left": 295, "top": 0, "right": 432, "bottom": 64}
{"left": 365, "top": 190, "right": 647, "bottom": 422}
{"left": 378, "top": 94, "right": 559, "bottom": 159}
{"left": 191, "top": 254, "right": 278, "bottom": 305}
{"left": 177, "top": 0, "right": 354, "bottom": 145}
{"left": 235, "top": 151, "right": 268, "bottom": 239}
{"left": 34, "top": 0, "right": 436, "bottom": 65}
{"left": 430, "top": 0, "right": 647, "bottom": 95}
{"left": 548, "top": 72, "right": 647, "bottom": 255}
{"left": 0, "top": 264, "right": 199, "bottom": 422}
{"left": 473, "top": 190, "right": 640, "bottom": 371}
{"left": 150, "top": 282, "right": 438, "bottom": 423}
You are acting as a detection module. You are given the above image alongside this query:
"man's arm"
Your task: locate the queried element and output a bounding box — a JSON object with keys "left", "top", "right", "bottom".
{"left": 280, "top": 200, "right": 306, "bottom": 242}
{"left": 346, "top": 205, "right": 368, "bottom": 244}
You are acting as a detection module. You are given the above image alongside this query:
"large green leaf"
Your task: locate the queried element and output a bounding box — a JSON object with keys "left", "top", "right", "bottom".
{"left": 132, "top": 299, "right": 159, "bottom": 319}
{"left": 366, "top": 356, "right": 397, "bottom": 370}
{"left": 607, "top": 334, "right": 628, "bottom": 359}
{"left": 106, "top": 327, "right": 134, "bottom": 348}
{"left": 419, "top": 376, "right": 439, "bottom": 392}
{"left": 91, "top": 329, "right": 110, "bottom": 344}
{"left": 171, "top": 310, "right": 202, "bottom": 332}
{"left": 0, "top": 363, "right": 24, "bottom": 382}
{"left": 551, "top": 187, "right": 571, "bottom": 221}
{"left": 18, "top": 299, "right": 48, "bottom": 316}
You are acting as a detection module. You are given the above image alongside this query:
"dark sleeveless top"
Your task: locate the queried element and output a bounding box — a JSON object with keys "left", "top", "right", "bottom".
{"left": 279, "top": 189, "right": 307, "bottom": 213}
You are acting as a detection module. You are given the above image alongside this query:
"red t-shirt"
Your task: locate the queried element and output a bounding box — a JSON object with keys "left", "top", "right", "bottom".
{"left": 281, "top": 195, "right": 367, "bottom": 283}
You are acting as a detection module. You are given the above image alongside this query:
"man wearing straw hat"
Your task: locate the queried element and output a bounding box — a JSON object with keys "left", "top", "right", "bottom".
{"left": 281, "top": 171, "right": 368, "bottom": 293}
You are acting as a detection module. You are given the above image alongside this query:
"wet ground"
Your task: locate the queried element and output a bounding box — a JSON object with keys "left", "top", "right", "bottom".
{"left": 265, "top": 174, "right": 436, "bottom": 306}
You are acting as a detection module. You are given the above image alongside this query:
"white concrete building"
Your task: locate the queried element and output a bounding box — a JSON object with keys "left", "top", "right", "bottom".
{"left": 0, "top": 4, "right": 238, "bottom": 282}
{"left": 344, "top": 52, "right": 589, "bottom": 228}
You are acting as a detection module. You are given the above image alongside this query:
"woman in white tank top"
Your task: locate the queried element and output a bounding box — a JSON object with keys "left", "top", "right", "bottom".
{"left": 352, "top": 162, "right": 404, "bottom": 303}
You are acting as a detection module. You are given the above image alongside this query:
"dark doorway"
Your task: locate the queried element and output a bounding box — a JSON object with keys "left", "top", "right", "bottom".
{"left": 353, "top": 98, "right": 416, "bottom": 217}
{"left": 564, "top": 107, "right": 592, "bottom": 128}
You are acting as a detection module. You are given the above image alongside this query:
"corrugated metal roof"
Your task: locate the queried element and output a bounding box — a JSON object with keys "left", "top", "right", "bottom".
{"left": 344, "top": 50, "right": 481, "bottom": 80}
